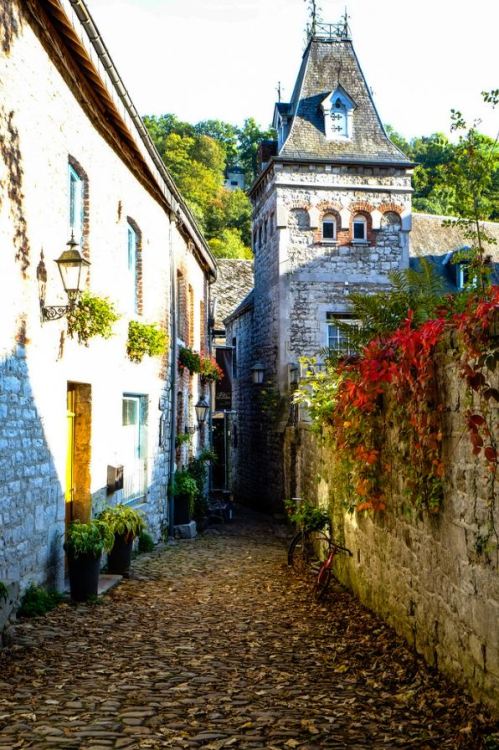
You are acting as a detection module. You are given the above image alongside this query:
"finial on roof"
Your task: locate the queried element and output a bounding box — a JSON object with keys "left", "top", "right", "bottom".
{"left": 307, "top": 7, "right": 351, "bottom": 42}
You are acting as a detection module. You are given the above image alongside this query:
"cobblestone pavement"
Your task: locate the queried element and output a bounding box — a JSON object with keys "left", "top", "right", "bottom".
{"left": 1, "top": 510, "right": 498, "bottom": 750}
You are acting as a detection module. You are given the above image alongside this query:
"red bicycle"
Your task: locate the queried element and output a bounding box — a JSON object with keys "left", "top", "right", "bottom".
{"left": 288, "top": 525, "right": 352, "bottom": 599}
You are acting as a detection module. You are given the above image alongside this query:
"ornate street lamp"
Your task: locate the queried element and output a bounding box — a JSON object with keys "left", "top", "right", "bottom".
{"left": 41, "top": 233, "right": 90, "bottom": 321}
{"left": 195, "top": 396, "right": 210, "bottom": 425}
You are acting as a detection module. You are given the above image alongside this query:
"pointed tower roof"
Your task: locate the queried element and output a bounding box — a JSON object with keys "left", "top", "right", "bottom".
{"left": 277, "top": 20, "right": 411, "bottom": 166}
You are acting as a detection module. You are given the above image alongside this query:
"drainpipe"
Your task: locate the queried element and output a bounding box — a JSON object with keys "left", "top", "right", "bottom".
{"left": 168, "top": 214, "right": 178, "bottom": 538}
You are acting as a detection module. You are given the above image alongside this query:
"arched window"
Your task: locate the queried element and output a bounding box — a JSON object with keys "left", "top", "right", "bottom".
{"left": 331, "top": 97, "right": 347, "bottom": 137}
{"left": 322, "top": 214, "right": 336, "bottom": 241}
{"left": 352, "top": 214, "right": 367, "bottom": 242}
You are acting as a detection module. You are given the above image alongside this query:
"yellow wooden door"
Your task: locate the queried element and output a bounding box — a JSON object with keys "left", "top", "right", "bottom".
{"left": 66, "top": 386, "right": 76, "bottom": 525}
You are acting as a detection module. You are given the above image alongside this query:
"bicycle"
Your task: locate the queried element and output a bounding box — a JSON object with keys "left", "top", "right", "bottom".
{"left": 288, "top": 523, "right": 352, "bottom": 599}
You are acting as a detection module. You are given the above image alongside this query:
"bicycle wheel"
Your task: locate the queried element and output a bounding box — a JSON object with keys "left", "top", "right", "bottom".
{"left": 288, "top": 531, "right": 315, "bottom": 575}
{"left": 314, "top": 562, "right": 331, "bottom": 600}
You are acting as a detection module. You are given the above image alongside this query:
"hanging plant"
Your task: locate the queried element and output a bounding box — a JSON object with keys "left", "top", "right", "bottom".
{"left": 178, "top": 346, "right": 201, "bottom": 375}
{"left": 66, "top": 291, "right": 119, "bottom": 345}
{"left": 199, "top": 353, "right": 224, "bottom": 384}
{"left": 127, "top": 321, "right": 168, "bottom": 363}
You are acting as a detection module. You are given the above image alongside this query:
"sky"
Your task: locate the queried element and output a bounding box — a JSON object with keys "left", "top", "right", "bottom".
{"left": 84, "top": 0, "right": 499, "bottom": 141}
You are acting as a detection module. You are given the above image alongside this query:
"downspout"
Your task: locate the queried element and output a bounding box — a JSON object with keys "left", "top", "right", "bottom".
{"left": 168, "top": 214, "right": 178, "bottom": 537}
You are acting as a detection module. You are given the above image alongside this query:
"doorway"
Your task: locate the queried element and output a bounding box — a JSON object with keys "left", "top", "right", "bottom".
{"left": 65, "top": 382, "right": 92, "bottom": 526}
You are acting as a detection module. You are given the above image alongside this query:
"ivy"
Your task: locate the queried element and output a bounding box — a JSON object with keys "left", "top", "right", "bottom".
{"left": 294, "top": 288, "right": 499, "bottom": 515}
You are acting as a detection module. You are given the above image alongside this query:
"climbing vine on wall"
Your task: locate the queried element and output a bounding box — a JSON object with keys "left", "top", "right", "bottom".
{"left": 294, "top": 287, "right": 499, "bottom": 515}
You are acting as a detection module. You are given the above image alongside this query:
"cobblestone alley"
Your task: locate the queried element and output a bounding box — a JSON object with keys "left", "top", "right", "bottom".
{"left": 0, "top": 510, "right": 497, "bottom": 750}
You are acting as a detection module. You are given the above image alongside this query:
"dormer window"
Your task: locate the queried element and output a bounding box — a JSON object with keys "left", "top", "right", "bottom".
{"left": 322, "top": 214, "right": 337, "bottom": 241}
{"left": 321, "top": 87, "right": 354, "bottom": 141}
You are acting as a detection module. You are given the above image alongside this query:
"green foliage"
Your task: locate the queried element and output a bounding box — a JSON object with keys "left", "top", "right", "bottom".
{"left": 386, "top": 92, "right": 499, "bottom": 221}
{"left": 17, "top": 584, "right": 62, "bottom": 618}
{"left": 67, "top": 291, "right": 119, "bottom": 345}
{"left": 172, "top": 470, "right": 198, "bottom": 499}
{"left": 208, "top": 229, "right": 253, "bottom": 259}
{"left": 285, "top": 498, "right": 330, "bottom": 531}
{"left": 143, "top": 112, "right": 275, "bottom": 257}
{"left": 331, "top": 259, "right": 446, "bottom": 353}
{"left": 65, "top": 519, "right": 114, "bottom": 559}
{"left": 175, "top": 432, "right": 191, "bottom": 447}
{"left": 187, "top": 450, "right": 217, "bottom": 521}
{"left": 127, "top": 321, "right": 168, "bottom": 363}
{"left": 98, "top": 504, "right": 146, "bottom": 541}
{"left": 138, "top": 531, "right": 155, "bottom": 553}
{"left": 178, "top": 346, "right": 201, "bottom": 374}
{"left": 0, "top": 582, "right": 8, "bottom": 601}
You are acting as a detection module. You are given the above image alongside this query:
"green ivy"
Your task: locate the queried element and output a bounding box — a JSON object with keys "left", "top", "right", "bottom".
{"left": 0, "top": 582, "right": 8, "bottom": 601}
{"left": 127, "top": 321, "right": 168, "bottom": 363}
{"left": 67, "top": 291, "right": 119, "bottom": 345}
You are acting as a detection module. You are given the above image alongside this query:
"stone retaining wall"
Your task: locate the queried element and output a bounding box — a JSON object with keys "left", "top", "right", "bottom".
{"left": 284, "top": 353, "right": 499, "bottom": 713}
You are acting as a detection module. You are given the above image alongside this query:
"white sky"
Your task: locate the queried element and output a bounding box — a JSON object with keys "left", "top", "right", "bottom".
{"left": 84, "top": 0, "right": 499, "bottom": 140}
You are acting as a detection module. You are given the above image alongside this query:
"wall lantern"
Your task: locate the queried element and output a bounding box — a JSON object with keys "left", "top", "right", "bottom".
{"left": 288, "top": 363, "right": 300, "bottom": 387}
{"left": 251, "top": 361, "right": 265, "bottom": 385}
{"left": 195, "top": 396, "right": 210, "bottom": 425}
{"left": 41, "top": 234, "right": 90, "bottom": 321}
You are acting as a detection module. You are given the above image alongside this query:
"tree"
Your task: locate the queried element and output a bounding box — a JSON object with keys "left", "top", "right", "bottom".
{"left": 194, "top": 119, "right": 239, "bottom": 167}
{"left": 208, "top": 228, "right": 252, "bottom": 259}
{"left": 237, "top": 118, "right": 276, "bottom": 186}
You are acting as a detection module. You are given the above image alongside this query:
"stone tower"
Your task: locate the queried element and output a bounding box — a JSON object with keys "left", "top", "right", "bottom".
{"left": 227, "top": 17, "right": 413, "bottom": 508}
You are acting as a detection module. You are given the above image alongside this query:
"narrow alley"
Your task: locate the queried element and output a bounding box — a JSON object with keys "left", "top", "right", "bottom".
{"left": 0, "top": 511, "right": 497, "bottom": 750}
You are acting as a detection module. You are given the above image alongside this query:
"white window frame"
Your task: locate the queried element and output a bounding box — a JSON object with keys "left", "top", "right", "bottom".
{"left": 352, "top": 215, "right": 367, "bottom": 243}
{"left": 326, "top": 313, "right": 359, "bottom": 356}
{"left": 322, "top": 214, "right": 337, "bottom": 242}
{"left": 127, "top": 222, "right": 138, "bottom": 315}
{"left": 69, "top": 164, "right": 83, "bottom": 242}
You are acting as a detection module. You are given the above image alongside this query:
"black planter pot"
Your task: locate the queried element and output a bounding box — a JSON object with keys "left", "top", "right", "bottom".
{"left": 67, "top": 551, "right": 101, "bottom": 602}
{"left": 107, "top": 533, "right": 134, "bottom": 575}
{"left": 174, "top": 495, "right": 192, "bottom": 525}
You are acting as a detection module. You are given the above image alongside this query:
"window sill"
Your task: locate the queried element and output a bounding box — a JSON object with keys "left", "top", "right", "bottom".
{"left": 351, "top": 240, "right": 368, "bottom": 245}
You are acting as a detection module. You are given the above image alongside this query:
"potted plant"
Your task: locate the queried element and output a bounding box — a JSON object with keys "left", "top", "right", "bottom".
{"left": 99, "top": 504, "right": 146, "bottom": 575}
{"left": 65, "top": 520, "right": 114, "bottom": 602}
{"left": 172, "top": 470, "right": 198, "bottom": 525}
{"left": 178, "top": 346, "right": 201, "bottom": 376}
{"left": 199, "top": 353, "right": 224, "bottom": 385}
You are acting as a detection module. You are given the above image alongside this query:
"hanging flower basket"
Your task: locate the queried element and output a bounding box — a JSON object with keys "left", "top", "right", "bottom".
{"left": 178, "top": 346, "right": 201, "bottom": 375}
{"left": 199, "top": 353, "right": 224, "bottom": 384}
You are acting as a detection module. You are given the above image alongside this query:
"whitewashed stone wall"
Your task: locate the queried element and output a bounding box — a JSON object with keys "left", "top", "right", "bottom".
{"left": 0, "top": 2, "right": 211, "bottom": 594}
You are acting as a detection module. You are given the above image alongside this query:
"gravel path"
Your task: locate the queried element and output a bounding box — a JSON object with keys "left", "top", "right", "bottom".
{"left": 0, "top": 509, "right": 497, "bottom": 750}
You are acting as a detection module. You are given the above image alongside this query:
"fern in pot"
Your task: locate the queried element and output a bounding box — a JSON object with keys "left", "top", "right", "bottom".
{"left": 99, "top": 504, "right": 146, "bottom": 575}
{"left": 64, "top": 520, "right": 114, "bottom": 602}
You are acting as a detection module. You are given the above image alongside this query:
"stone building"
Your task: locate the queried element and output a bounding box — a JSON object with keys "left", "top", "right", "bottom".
{"left": 226, "top": 18, "right": 413, "bottom": 508}
{"left": 0, "top": 0, "right": 215, "bottom": 595}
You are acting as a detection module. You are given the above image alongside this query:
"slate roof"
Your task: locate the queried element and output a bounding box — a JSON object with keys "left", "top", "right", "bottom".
{"left": 411, "top": 213, "right": 499, "bottom": 291}
{"left": 210, "top": 259, "right": 254, "bottom": 330}
{"left": 279, "top": 38, "right": 411, "bottom": 166}
{"left": 411, "top": 213, "right": 499, "bottom": 261}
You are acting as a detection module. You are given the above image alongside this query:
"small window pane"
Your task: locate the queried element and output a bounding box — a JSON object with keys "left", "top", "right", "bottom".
{"left": 127, "top": 223, "right": 138, "bottom": 314}
{"left": 323, "top": 218, "right": 336, "bottom": 240}
{"left": 327, "top": 314, "right": 359, "bottom": 355}
{"left": 69, "top": 165, "right": 83, "bottom": 241}
{"left": 353, "top": 218, "right": 366, "bottom": 240}
{"left": 123, "top": 398, "right": 138, "bottom": 426}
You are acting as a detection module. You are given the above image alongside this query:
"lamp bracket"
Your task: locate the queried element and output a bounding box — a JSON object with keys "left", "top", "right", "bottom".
{"left": 41, "top": 304, "right": 71, "bottom": 322}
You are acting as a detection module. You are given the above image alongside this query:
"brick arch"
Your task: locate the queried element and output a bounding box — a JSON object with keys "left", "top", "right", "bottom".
{"left": 349, "top": 201, "right": 375, "bottom": 214}
{"left": 379, "top": 202, "right": 404, "bottom": 215}
{"left": 316, "top": 199, "right": 342, "bottom": 213}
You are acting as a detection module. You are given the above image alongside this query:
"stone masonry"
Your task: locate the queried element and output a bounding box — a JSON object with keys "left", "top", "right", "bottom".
{"left": 283, "top": 348, "right": 499, "bottom": 713}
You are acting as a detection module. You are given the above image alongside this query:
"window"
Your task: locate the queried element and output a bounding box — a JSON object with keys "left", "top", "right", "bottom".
{"left": 177, "top": 270, "right": 186, "bottom": 341}
{"left": 69, "top": 164, "right": 83, "bottom": 242}
{"left": 127, "top": 221, "right": 138, "bottom": 314}
{"left": 331, "top": 97, "right": 348, "bottom": 137}
{"left": 122, "top": 395, "right": 147, "bottom": 502}
{"left": 327, "top": 313, "right": 358, "bottom": 356}
{"left": 353, "top": 215, "right": 367, "bottom": 242}
{"left": 321, "top": 88, "right": 354, "bottom": 140}
{"left": 322, "top": 214, "right": 336, "bottom": 241}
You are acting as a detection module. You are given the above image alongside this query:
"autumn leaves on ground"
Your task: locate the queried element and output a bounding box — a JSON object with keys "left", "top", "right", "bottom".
{"left": 0, "top": 509, "right": 498, "bottom": 750}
